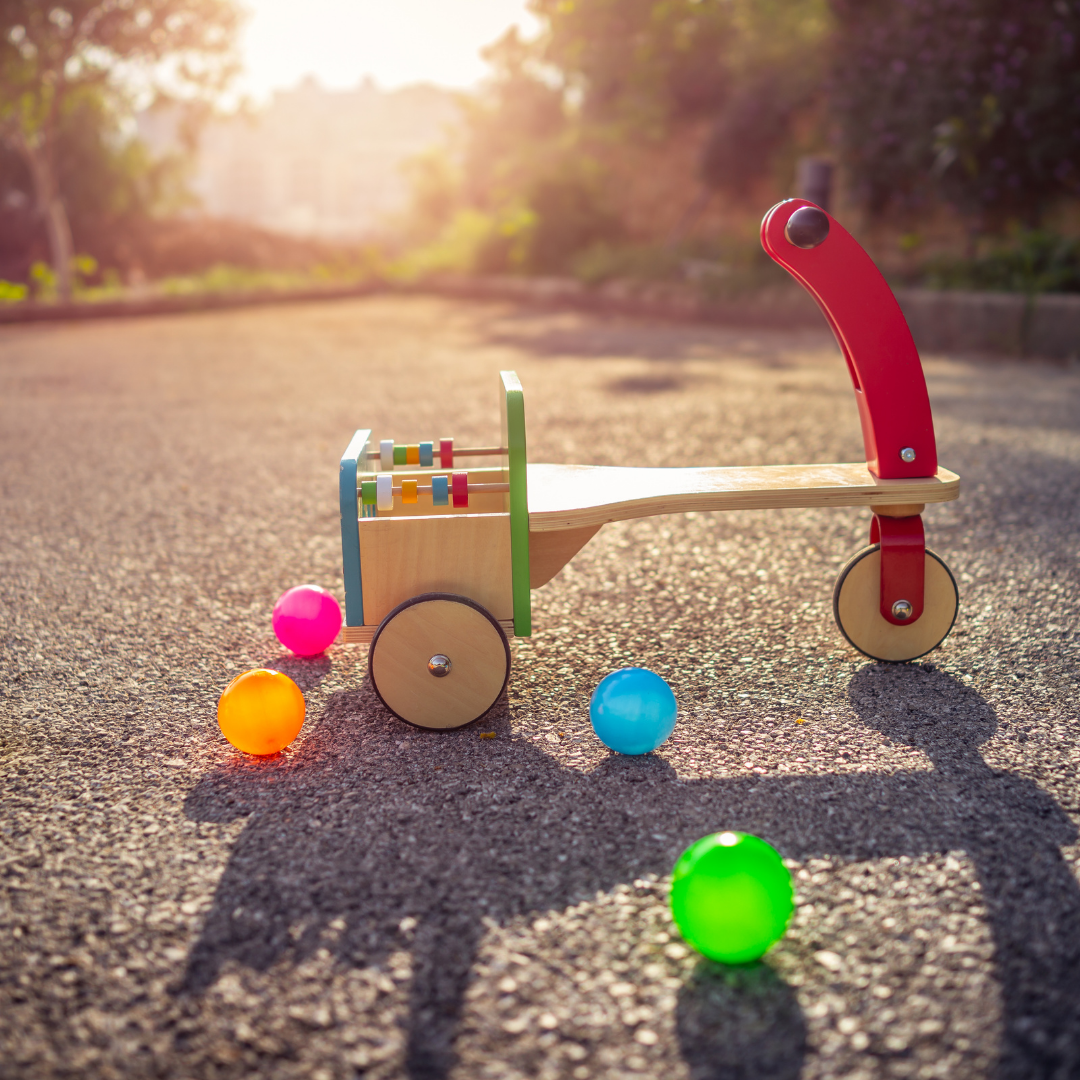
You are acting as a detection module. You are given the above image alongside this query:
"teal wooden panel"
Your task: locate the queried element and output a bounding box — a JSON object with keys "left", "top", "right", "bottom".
{"left": 339, "top": 428, "right": 371, "bottom": 627}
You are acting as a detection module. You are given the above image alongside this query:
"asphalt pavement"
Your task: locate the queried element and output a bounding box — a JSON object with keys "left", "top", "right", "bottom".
{"left": 1, "top": 296, "right": 1079, "bottom": 1080}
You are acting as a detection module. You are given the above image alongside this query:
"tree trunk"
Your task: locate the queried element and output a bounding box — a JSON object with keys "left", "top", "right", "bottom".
{"left": 17, "top": 135, "right": 74, "bottom": 302}
{"left": 42, "top": 195, "right": 74, "bottom": 302}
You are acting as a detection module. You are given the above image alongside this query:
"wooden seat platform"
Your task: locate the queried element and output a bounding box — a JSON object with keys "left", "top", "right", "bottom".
{"left": 524, "top": 462, "right": 959, "bottom": 588}
{"left": 527, "top": 461, "right": 959, "bottom": 532}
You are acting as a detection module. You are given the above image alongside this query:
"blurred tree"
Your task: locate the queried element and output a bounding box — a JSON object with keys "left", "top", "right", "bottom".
{"left": 0, "top": 0, "right": 240, "bottom": 299}
{"left": 400, "top": 148, "right": 462, "bottom": 245}
{"left": 533, "top": 0, "right": 829, "bottom": 136}
{"left": 401, "top": 1, "right": 834, "bottom": 274}
{"left": 463, "top": 25, "right": 568, "bottom": 209}
{"left": 830, "top": 0, "right": 1080, "bottom": 232}
{"left": 522, "top": 163, "right": 622, "bottom": 272}
{"left": 529, "top": 0, "right": 830, "bottom": 244}
{"left": 0, "top": 86, "right": 192, "bottom": 287}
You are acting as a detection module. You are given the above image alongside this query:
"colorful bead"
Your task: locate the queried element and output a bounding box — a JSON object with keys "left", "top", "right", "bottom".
{"left": 401, "top": 479, "right": 418, "bottom": 504}
{"left": 379, "top": 439, "right": 393, "bottom": 471}
{"left": 452, "top": 471, "right": 469, "bottom": 508}
{"left": 419, "top": 441, "right": 433, "bottom": 467}
{"left": 440, "top": 438, "right": 453, "bottom": 469}
{"left": 393, "top": 444, "right": 407, "bottom": 466}
{"left": 376, "top": 474, "right": 393, "bottom": 512}
{"left": 406, "top": 444, "right": 420, "bottom": 465}
{"left": 360, "top": 480, "right": 377, "bottom": 505}
{"left": 432, "top": 475, "right": 449, "bottom": 506}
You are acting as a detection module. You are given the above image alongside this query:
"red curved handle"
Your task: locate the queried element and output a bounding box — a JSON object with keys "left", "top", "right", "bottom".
{"left": 761, "top": 199, "right": 937, "bottom": 480}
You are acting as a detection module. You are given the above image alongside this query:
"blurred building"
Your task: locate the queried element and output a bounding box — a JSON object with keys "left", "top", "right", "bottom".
{"left": 139, "top": 77, "right": 459, "bottom": 239}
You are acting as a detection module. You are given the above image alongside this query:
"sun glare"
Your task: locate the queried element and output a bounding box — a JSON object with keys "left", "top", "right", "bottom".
{"left": 239, "top": 0, "right": 538, "bottom": 97}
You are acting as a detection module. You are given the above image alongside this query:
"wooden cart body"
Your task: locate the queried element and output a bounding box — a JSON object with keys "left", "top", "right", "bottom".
{"left": 339, "top": 372, "right": 531, "bottom": 644}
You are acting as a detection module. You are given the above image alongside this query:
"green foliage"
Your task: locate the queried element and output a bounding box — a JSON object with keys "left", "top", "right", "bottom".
{"left": 399, "top": 160, "right": 620, "bottom": 277}
{"left": 0, "top": 1, "right": 241, "bottom": 108}
{"left": 532, "top": 0, "right": 829, "bottom": 131}
{"left": 571, "top": 241, "right": 683, "bottom": 284}
{"left": 28, "top": 259, "right": 55, "bottom": 299}
{"left": 518, "top": 165, "right": 622, "bottom": 272}
{"left": 472, "top": 207, "right": 538, "bottom": 273}
{"left": 922, "top": 231, "right": 1080, "bottom": 294}
{"left": 462, "top": 25, "right": 570, "bottom": 210}
{"left": 400, "top": 149, "right": 463, "bottom": 244}
{"left": 529, "top": 0, "right": 831, "bottom": 193}
{"left": 157, "top": 265, "right": 329, "bottom": 296}
{"left": 391, "top": 210, "right": 507, "bottom": 280}
{"left": 0, "top": 278, "right": 27, "bottom": 302}
{"left": 830, "top": 0, "right": 1080, "bottom": 226}
{"left": 25, "top": 253, "right": 97, "bottom": 298}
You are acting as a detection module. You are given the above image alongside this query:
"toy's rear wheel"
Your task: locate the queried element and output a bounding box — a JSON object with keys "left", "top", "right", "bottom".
{"left": 833, "top": 545, "right": 959, "bottom": 663}
{"left": 369, "top": 593, "right": 510, "bottom": 729}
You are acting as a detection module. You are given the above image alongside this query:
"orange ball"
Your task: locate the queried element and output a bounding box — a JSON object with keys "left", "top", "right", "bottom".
{"left": 217, "top": 669, "right": 305, "bottom": 755}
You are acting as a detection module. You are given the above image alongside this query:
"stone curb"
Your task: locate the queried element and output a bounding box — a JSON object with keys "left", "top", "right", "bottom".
{"left": 1, "top": 274, "right": 1076, "bottom": 361}
{"left": 423, "top": 275, "right": 1080, "bottom": 362}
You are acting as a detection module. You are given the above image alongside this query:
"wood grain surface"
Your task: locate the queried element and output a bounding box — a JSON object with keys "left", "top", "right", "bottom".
{"left": 369, "top": 596, "right": 510, "bottom": 728}
{"left": 526, "top": 461, "right": 959, "bottom": 532}
{"left": 359, "top": 513, "right": 513, "bottom": 626}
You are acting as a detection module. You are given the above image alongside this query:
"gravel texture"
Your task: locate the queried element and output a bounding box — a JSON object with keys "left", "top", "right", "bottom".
{"left": 1, "top": 297, "right": 1079, "bottom": 1080}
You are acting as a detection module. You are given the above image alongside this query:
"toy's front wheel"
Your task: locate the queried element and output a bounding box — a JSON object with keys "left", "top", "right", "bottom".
{"left": 833, "top": 546, "right": 959, "bottom": 663}
{"left": 369, "top": 593, "right": 510, "bottom": 729}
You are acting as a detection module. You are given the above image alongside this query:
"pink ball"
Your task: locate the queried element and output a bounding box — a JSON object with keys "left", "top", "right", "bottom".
{"left": 272, "top": 585, "right": 342, "bottom": 656}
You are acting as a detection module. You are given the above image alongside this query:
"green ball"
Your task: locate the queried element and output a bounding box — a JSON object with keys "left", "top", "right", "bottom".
{"left": 670, "top": 832, "right": 794, "bottom": 964}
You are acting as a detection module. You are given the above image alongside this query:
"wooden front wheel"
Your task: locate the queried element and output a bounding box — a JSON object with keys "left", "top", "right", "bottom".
{"left": 833, "top": 546, "right": 959, "bottom": 663}
{"left": 368, "top": 593, "right": 510, "bottom": 729}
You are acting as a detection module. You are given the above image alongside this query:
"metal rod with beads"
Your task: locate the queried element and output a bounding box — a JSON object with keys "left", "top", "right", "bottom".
{"left": 359, "top": 470, "right": 509, "bottom": 516}
{"left": 367, "top": 438, "right": 508, "bottom": 470}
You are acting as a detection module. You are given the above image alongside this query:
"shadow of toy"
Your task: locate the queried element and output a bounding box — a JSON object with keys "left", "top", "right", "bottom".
{"left": 182, "top": 665, "right": 1080, "bottom": 1080}
{"left": 262, "top": 652, "right": 332, "bottom": 693}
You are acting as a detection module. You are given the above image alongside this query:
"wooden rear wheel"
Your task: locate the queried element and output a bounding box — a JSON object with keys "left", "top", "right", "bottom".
{"left": 833, "top": 545, "right": 959, "bottom": 663}
{"left": 368, "top": 593, "right": 510, "bottom": 729}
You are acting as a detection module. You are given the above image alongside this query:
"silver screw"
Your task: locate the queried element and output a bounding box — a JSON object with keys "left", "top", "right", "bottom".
{"left": 900, "top": 447, "right": 916, "bottom": 463}
{"left": 428, "top": 654, "right": 452, "bottom": 677}
{"left": 891, "top": 599, "right": 913, "bottom": 620}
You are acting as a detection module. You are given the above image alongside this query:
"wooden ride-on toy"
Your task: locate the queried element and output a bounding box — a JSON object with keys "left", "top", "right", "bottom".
{"left": 339, "top": 200, "right": 960, "bottom": 729}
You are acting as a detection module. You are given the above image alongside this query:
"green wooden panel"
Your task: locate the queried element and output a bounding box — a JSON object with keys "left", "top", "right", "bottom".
{"left": 500, "top": 371, "right": 531, "bottom": 637}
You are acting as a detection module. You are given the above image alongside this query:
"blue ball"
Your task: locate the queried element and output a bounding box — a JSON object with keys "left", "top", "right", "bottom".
{"left": 589, "top": 668, "right": 678, "bottom": 755}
